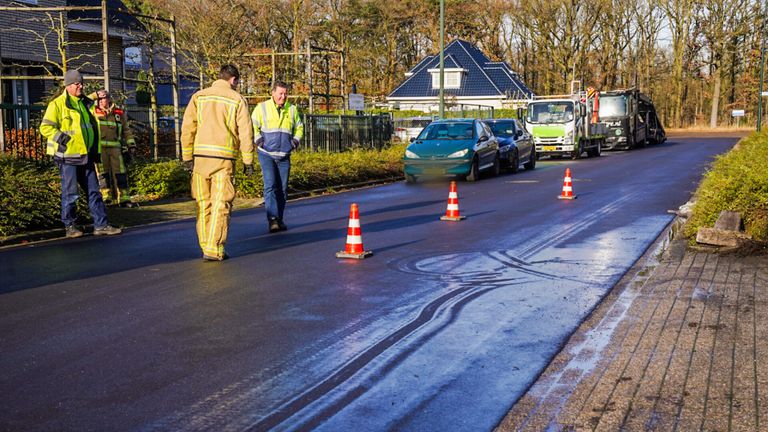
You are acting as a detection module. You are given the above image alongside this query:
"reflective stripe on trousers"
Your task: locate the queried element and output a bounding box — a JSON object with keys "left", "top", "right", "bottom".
{"left": 191, "top": 157, "right": 235, "bottom": 258}
{"left": 96, "top": 147, "right": 130, "bottom": 202}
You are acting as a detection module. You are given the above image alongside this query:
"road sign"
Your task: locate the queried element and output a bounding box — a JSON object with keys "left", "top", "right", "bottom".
{"left": 348, "top": 93, "right": 364, "bottom": 111}
{"left": 732, "top": 109, "right": 745, "bottom": 117}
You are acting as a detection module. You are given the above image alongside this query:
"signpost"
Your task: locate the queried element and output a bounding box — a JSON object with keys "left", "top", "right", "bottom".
{"left": 732, "top": 109, "right": 745, "bottom": 128}
{"left": 348, "top": 93, "right": 364, "bottom": 111}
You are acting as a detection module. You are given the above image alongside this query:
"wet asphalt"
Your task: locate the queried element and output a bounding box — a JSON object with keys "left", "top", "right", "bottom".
{"left": 0, "top": 136, "right": 737, "bottom": 431}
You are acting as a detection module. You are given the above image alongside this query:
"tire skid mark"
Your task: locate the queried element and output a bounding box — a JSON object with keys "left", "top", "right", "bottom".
{"left": 247, "top": 276, "right": 528, "bottom": 431}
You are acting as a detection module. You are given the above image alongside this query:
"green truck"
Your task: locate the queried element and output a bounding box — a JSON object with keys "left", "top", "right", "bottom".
{"left": 524, "top": 85, "right": 606, "bottom": 160}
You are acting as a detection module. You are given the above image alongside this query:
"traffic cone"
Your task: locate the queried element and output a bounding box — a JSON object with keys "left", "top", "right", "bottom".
{"left": 336, "top": 203, "right": 373, "bottom": 259}
{"left": 558, "top": 167, "right": 577, "bottom": 200}
{"left": 440, "top": 181, "right": 466, "bottom": 221}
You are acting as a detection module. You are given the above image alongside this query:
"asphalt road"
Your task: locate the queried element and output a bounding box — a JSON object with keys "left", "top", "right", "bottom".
{"left": 0, "top": 136, "right": 737, "bottom": 431}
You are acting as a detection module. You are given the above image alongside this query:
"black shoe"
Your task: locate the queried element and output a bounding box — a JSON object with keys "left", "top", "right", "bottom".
{"left": 202, "top": 253, "right": 229, "bottom": 262}
{"left": 65, "top": 225, "right": 84, "bottom": 238}
{"left": 277, "top": 219, "right": 288, "bottom": 231}
{"left": 268, "top": 218, "right": 281, "bottom": 233}
{"left": 119, "top": 202, "right": 139, "bottom": 208}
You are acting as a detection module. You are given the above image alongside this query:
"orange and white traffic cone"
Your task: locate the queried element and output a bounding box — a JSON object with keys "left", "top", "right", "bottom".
{"left": 336, "top": 203, "right": 373, "bottom": 259}
{"left": 558, "top": 167, "right": 577, "bottom": 200}
{"left": 440, "top": 181, "right": 466, "bottom": 221}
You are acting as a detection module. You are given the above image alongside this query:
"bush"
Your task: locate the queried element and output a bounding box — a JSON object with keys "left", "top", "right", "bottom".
{"left": 684, "top": 131, "right": 768, "bottom": 241}
{"left": 0, "top": 156, "right": 88, "bottom": 236}
{"left": 129, "top": 159, "right": 191, "bottom": 200}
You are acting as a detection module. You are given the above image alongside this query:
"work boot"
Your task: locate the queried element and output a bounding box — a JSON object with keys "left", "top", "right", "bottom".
{"left": 65, "top": 225, "right": 84, "bottom": 238}
{"left": 203, "top": 253, "right": 229, "bottom": 262}
{"left": 268, "top": 218, "right": 281, "bottom": 233}
{"left": 93, "top": 225, "right": 122, "bottom": 236}
{"left": 277, "top": 218, "right": 288, "bottom": 231}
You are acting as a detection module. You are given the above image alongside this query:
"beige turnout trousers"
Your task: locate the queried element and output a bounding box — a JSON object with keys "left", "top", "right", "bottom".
{"left": 191, "top": 157, "right": 235, "bottom": 259}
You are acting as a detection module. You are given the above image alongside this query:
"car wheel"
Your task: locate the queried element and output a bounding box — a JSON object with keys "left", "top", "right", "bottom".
{"left": 405, "top": 173, "right": 417, "bottom": 184}
{"left": 524, "top": 147, "right": 536, "bottom": 170}
{"left": 465, "top": 157, "right": 479, "bottom": 182}
{"left": 491, "top": 154, "right": 501, "bottom": 177}
{"left": 509, "top": 149, "right": 519, "bottom": 173}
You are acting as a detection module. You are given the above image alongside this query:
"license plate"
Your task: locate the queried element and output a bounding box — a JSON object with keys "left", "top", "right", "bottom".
{"left": 543, "top": 146, "right": 557, "bottom": 151}
{"left": 424, "top": 167, "right": 445, "bottom": 175}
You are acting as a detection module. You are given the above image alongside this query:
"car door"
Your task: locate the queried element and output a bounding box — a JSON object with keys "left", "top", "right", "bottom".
{"left": 475, "top": 120, "right": 496, "bottom": 167}
{"left": 514, "top": 119, "right": 532, "bottom": 160}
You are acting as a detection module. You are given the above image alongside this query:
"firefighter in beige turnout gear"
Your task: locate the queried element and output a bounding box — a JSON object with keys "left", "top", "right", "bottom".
{"left": 181, "top": 64, "right": 255, "bottom": 261}
{"left": 90, "top": 90, "right": 136, "bottom": 206}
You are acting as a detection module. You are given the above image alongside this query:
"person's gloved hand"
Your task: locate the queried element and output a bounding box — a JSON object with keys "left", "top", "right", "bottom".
{"left": 183, "top": 159, "right": 194, "bottom": 172}
{"left": 122, "top": 149, "right": 133, "bottom": 165}
{"left": 291, "top": 139, "right": 299, "bottom": 150}
{"left": 243, "top": 164, "right": 254, "bottom": 177}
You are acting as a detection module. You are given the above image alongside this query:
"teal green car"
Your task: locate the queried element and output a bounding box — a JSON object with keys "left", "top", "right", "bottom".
{"left": 403, "top": 119, "right": 500, "bottom": 183}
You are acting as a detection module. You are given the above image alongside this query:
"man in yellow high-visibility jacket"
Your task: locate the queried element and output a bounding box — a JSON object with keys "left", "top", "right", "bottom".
{"left": 90, "top": 89, "right": 137, "bottom": 207}
{"left": 40, "top": 69, "right": 122, "bottom": 238}
{"left": 251, "top": 80, "right": 304, "bottom": 233}
{"left": 181, "top": 64, "right": 254, "bottom": 261}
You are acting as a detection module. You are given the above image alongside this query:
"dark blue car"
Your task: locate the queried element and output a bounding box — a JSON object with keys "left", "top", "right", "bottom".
{"left": 485, "top": 118, "right": 536, "bottom": 172}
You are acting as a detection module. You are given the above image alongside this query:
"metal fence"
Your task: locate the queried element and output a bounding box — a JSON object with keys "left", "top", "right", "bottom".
{"left": 304, "top": 114, "right": 393, "bottom": 152}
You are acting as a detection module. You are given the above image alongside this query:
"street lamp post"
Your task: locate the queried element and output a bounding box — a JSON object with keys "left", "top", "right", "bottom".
{"left": 439, "top": 0, "right": 445, "bottom": 119}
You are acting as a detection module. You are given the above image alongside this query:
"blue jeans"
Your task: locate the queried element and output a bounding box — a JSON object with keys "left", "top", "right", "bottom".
{"left": 257, "top": 151, "right": 290, "bottom": 221}
{"left": 58, "top": 162, "right": 108, "bottom": 228}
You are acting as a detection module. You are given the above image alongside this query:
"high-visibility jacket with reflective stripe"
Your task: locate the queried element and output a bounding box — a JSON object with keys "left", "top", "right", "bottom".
{"left": 181, "top": 80, "right": 254, "bottom": 165}
{"left": 40, "top": 91, "right": 99, "bottom": 165}
{"left": 251, "top": 98, "right": 304, "bottom": 159}
{"left": 91, "top": 104, "right": 135, "bottom": 150}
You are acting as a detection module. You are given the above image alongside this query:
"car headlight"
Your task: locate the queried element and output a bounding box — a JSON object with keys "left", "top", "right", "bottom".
{"left": 447, "top": 148, "right": 469, "bottom": 158}
{"left": 405, "top": 149, "right": 420, "bottom": 159}
{"left": 565, "top": 131, "right": 573, "bottom": 141}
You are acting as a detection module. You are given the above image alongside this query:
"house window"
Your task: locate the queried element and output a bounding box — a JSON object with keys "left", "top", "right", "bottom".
{"left": 431, "top": 71, "right": 462, "bottom": 89}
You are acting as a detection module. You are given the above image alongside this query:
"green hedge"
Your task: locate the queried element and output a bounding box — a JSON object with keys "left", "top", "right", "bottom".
{"left": 128, "top": 144, "right": 406, "bottom": 200}
{"left": 684, "top": 131, "right": 768, "bottom": 241}
{"left": 129, "top": 159, "right": 191, "bottom": 200}
{"left": 1, "top": 144, "right": 406, "bottom": 236}
{"left": 0, "top": 156, "right": 88, "bottom": 236}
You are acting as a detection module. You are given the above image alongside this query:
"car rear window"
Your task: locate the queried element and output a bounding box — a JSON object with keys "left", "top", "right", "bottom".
{"left": 417, "top": 122, "right": 474, "bottom": 140}
{"left": 488, "top": 121, "right": 516, "bottom": 137}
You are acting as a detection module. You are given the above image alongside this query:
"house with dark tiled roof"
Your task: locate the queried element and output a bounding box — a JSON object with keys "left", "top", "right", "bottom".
{"left": 387, "top": 39, "right": 534, "bottom": 112}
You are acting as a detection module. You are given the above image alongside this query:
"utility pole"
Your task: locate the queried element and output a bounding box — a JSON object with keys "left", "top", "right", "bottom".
{"left": 439, "top": 0, "right": 445, "bottom": 119}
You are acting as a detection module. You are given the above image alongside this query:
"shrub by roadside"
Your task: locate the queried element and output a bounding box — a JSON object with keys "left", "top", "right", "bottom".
{"left": 129, "top": 144, "right": 406, "bottom": 200}
{"left": 0, "top": 156, "right": 88, "bottom": 236}
{"left": 2, "top": 144, "right": 406, "bottom": 236}
{"left": 684, "top": 131, "right": 768, "bottom": 242}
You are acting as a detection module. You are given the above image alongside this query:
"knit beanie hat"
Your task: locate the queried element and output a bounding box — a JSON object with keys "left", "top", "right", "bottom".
{"left": 64, "top": 70, "right": 83, "bottom": 86}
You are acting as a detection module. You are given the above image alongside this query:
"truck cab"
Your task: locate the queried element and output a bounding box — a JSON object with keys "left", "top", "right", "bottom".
{"left": 526, "top": 95, "right": 606, "bottom": 159}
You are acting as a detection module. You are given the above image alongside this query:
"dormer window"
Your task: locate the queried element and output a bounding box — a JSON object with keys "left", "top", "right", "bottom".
{"left": 428, "top": 68, "right": 465, "bottom": 89}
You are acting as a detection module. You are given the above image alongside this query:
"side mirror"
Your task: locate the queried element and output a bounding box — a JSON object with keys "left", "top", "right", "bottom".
{"left": 410, "top": 137, "right": 416, "bottom": 143}
{"left": 516, "top": 129, "right": 523, "bottom": 138}
{"left": 517, "top": 107, "right": 525, "bottom": 120}
{"left": 580, "top": 105, "right": 586, "bottom": 117}
{"left": 478, "top": 135, "right": 489, "bottom": 142}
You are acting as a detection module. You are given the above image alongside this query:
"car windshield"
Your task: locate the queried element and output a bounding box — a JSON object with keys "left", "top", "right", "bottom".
{"left": 598, "top": 95, "right": 627, "bottom": 118}
{"left": 488, "top": 121, "right": 516, "bottom": 137}
{"left": 416, "top": 121, "right": 474, "bottom": 140}
{"left": 527, "top": 102, "right": 574, "bottom": 124}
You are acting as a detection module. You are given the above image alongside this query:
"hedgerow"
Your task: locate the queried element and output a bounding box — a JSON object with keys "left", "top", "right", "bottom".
{"left": 2, "top": 144, "right": 406, "bottom": 235}
{"left": 684, "top": 131, "right": 768, "bottom": 241}
{"left": 0, "top": 156, "right": 88, "bottom": 236}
